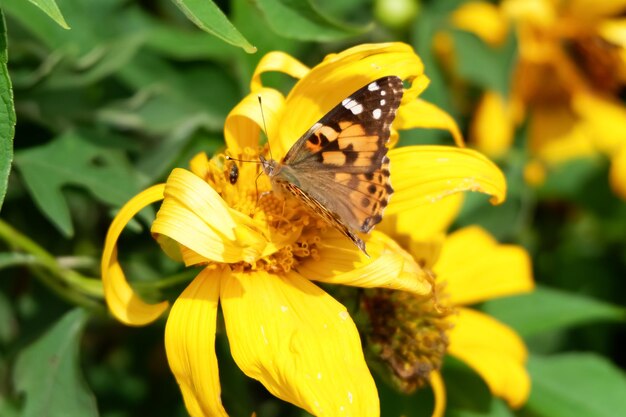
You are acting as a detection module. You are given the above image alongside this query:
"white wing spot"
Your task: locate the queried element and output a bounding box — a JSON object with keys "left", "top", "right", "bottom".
{"left": 342, "top": 98, "right": 351, "bottom": 107}
{"left": 368, "top": 82, "right": 380, "bottom": 91}
{"left": 373, "top": 108, "right": 382, "bottom": 119}
{"left": 350, "top": 103, "right": 363, "bottom": 115}
{"left": 380, "top": 99, "right": 386, "bottom": 106}
{"left": 381, "top": 90, "right": 387, "bottom": 96}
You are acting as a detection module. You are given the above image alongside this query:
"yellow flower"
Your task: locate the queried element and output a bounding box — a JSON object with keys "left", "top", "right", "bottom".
{"left": 370, "top": 194, "right": 534, "bottom": 416}
{"left": 101, "top": 43, "right": 507, "bottom": 416}
{"left": 450, "top": 0, "right": 626, "bottom": 198}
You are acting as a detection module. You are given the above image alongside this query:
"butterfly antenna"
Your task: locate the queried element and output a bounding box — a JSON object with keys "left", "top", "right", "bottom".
{"left": 258, "top": 95, "right": 274, "bottom": 161}
{"left": 225, "top": 155, "right": 262, "bottom": 164}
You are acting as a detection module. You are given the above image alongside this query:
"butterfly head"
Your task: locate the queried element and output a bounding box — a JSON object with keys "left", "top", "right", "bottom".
{"left": 259, "top": 155, "right": 279, "bottom": 178}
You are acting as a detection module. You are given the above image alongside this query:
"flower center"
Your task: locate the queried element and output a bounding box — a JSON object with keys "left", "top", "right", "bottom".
{"left": 196, "top": 149, "right": 328, "bottom": 274}
{"left": 361, "top": 269, "right": 454, "bottom": 393}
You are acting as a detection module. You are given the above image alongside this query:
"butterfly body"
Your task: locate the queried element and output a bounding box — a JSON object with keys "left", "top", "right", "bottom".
{"left": 261, "top": 76, "right": 404, "bottom": 255}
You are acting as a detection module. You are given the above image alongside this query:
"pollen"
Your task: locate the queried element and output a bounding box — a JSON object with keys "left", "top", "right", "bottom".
{"left": 196, "top": 149, "right": 326, "bottom": 275}
{"left": 361, "top": 269, "right": 454, "bottom": 393}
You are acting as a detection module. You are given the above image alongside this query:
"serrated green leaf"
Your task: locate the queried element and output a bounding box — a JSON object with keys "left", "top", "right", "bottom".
{"left": 13, "top": 131, "right": 142, "bottom": 237}
{"left": 171, "top": 0, "right": 256, "bottom": 53}
{"left": 0, "top": 10, "right": 16, "bottom": 212}
{"left": 527, "top": 353, "right": 626, "bottom": 417}
{"left": 27, "top": 0, "right": 70, "bottom": 29}
{"left": 14, "top": 308, "right": 98, "bottom": 417}
{"left": 481, "top": 285, "right": 626, "bottom": 338}
{"left": 254, "top": 0, "right": 371, "bottom": 41}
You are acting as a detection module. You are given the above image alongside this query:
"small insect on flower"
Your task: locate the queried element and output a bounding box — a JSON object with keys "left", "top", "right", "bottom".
{"left": 228, "top": 162, "right": 239, "bottom": 185}
{"left": 260, "top": 76, "right": 403, "bottom": 255}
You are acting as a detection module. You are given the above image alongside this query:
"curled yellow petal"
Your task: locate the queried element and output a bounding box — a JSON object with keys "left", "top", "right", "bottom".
{"left": 250, "top": 51, "right": 310, "bottom": 92}
{"left": 221, "top": 270, "right": 379, "bottom": 416}
{"left": 471, "top": 91, "right": 515, "bottom": 158}
{"left": 165, "top": 267, "right": 228, "bottom": 417}
{"left": 297, "top": 230, "right": 431, "bottom": 295}
{"left": 395, "top": 98, "right": 464, "bottom": 146}
{"left": 452, "top": 1, "right": 509, "bottom": 46}
{"left": 387, "top": 146, "right": 507, "bottom": 214}
{"left": 151, "top": 168, "right": 266, "bottom": 264}
{"left": 101, "top": 184, "right": 169, "bottom": 326}
{"left": 610, "top": 146, "right": 626, "bottom": 200}
{"left": 224, "top": 88, "right": 285, "bottom": 153}
{"left": 430, "top": 371, "right": 446, "bottom": 417}
{"left": 448, "top": 308, "right": 530, "bottom": 408}
{"left": 277, "top": 43, "right": 426, "bottom": 154}
{"left": 436, "top": 226, "right": 534, "bottom": 305}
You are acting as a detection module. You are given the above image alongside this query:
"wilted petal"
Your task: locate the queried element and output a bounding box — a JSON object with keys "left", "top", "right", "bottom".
{"left": 101, "top": 184, "right": 169, "bottom": 326}
{"left": 436, "top": 226, "right": 534, "bottom": 306}
{"left": 388, "top": 146, "right": 507, "bottom": 214}
{"left": 297, "top": 230, "right": 431, "bottom": 295}
{"left": 453, "top": 1, "right": 509, "bottom": 45}
{"left": 448, "top": 308, "right": 530, "bottom": 408}
{"left": 250, "top": 51, "right": 310, "bottom": 92}
{"left": 151, "top": 169, "right": 267, "bottom": 264}
{"left": 221, "top": 270, "right": 379, "bottom": 416}
{"left": 165, "top": 267, "right": 228, "bottom": 417}
{"left": 224, "top": 88, "right": 285, "bottom": 153}
{"left": 471, "top": 91, "right": 515, "bottom": 158}
{"left": 395, "top": 98, "right": 464, "bottom": 146}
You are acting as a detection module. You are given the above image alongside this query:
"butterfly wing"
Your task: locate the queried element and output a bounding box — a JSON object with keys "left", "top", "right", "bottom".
{"left": 276, "top": 76, "right": 403, "bottom": 248}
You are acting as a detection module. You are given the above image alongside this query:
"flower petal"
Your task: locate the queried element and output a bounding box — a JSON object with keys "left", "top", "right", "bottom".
{"left": 610, "top": 145, "right": 626, "bottom": 200}
{"left": 297, "top": 230, "right": 432, "bottom": 295}
{"left": 250, "top": 51, "right": 310, "bottom": 92}
{"left": 276, "top": 43, "right": 428, "bottom": 154}
{"left": 470, "top": 91, "right": 515, "bottom": 158}
{"left": 572, "top": 92, "right": 626, "bottom": 155}
{"left": 224, "top": 88, "right": 285, "bottom": 153}
{"left": 221, "top": 269, "right": 379, "bottom": 416}
{"left": 387, "top": 146, "right": 507, "bottom": 214}
{"left": 378, "top": 193, "right": 462, "bottom": 244}
{"left": 447, "top": 308, "right": 530, "bottom": 408}
{"left": 451, "top": 1, "right": 509, "bottom": 46}
{"left": 151, "top": 168, "right": 267, "bottom": 264}
{"left": 101, "top": 184, "right": 169, "bottom": 326}
{"left": 566, "top": 0, "right": 626, "bottom": 19}
{"left": 430, "top": 371, "right": 446, "bottom": 417}
{"left": 165, "top": 267, "right": 228, "bottom": 417}
{"left": 395, "top": 98, "right": 464, "bottom": 146}
{"left": 528, "top": 105, "right": 595, "bottom": 164}
{"left": 436, "top": 226, "right": 534, "bottom": 306}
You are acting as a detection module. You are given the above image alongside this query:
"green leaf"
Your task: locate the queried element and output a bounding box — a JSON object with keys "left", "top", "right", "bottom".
{"left": 0, "top": 10, "right": 16, "bottom": 212}
{"left": 450, "top": 28, "right": 517, "bottom": 97}
{"left": 171, "top": 0, "right": 256, "bottom": 53}
{"left": 13, "top": 131, "right": 142, "bottom": 237}
{"left": 481, "top": 285, "right": 626, "bottom": 338}
{"left": 13, "top": 308, "right": 98, "bottom": 417}
{"left": 254, "top": 0, "right": 371, "bottom": 41}
{"left": 527, "top": 353, "right": 626, "bottom": 417}
{"left": 449, "top": 399, "right": 515, "bottom": 417}
{"left": 27, "top": 0, "right": 70, "bottom": 29}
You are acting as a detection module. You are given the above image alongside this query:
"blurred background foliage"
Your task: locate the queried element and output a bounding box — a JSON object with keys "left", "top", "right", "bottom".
{"left": 0, "top": 0, "right": 625, "bottom": 416}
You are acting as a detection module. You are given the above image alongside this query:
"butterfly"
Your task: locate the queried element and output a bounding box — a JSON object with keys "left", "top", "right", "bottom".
{"left": 260, "top": 76, "right": 403, "bottom": 255}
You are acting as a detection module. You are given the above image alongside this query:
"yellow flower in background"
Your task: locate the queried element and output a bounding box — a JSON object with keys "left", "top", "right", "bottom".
{"left": 450, "top": 0, "right": 626, "bottom": 198}
{"left": 370, "top": 194, "right": 534, "bottom": 416}
{"left": 101, "top": 43, "right": 507, "bottom": 417}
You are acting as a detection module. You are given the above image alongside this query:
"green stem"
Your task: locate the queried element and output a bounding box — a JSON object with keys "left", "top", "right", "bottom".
{"left": 0, "top": 219, "right": 104, "bottom": 306}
